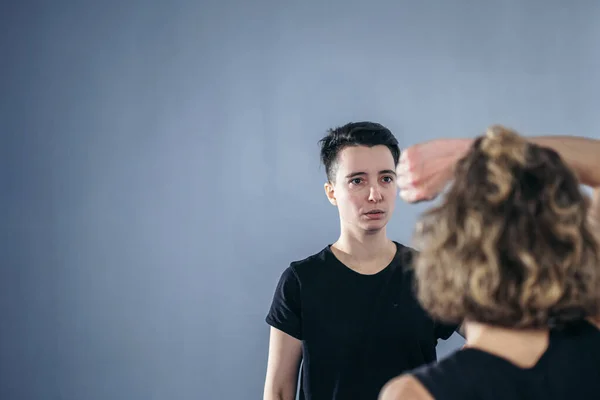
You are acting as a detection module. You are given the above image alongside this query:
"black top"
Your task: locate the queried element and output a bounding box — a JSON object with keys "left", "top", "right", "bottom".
{"left": 411, "top": 320, "right": 600, "bottom": 399}
{"left": 265, "top": 242, "right": 458, "bottom": 400}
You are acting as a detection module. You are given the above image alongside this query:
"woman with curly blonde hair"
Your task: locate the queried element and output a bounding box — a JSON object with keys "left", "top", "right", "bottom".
{"left": 379, "top": 125, "right": 600, "bottom": 400}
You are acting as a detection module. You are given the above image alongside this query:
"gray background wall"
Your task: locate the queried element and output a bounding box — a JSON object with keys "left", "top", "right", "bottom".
{"left": 2, "top": 1, "right": 599, "bottom": 399}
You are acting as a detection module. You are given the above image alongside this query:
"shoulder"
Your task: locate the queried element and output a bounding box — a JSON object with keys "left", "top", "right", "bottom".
{"left": 557, "top": 318, "right": 600, "bottom": 338}
{"left": 406, "top": 350, "right": 483, "bottom": 399}
{"left": 390, "top": 241, "right": 419, "bottom": 273}
{"left": 287, "top": 245, "right": 333, "bottom": 278}
{"left": 290, "top": 246, "right": 329, "bottom": 269}
{"left": 586, "top": 317, "right": 600, "bottom": 330}
{"left": 394, "top": 241, "right": 417, "bottom": 260}
{"left": 556, "top": 319, "right": 600, "bottom": 352}
{"left": 271, "top": 246, "right": 332, "bottom": 291}
{"left": 379, "top": 375, "right": 434, "bottom": 400}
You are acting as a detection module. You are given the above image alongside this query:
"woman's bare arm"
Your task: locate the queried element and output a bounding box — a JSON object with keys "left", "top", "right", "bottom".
{"left": 527, "top": 136, "right": 600, "bottom": 188}
{"left": 263, "top": 327, "right": 302, "bottom": 400}
{"left": 397, "top": 135, "right": 600, "bottom": 203}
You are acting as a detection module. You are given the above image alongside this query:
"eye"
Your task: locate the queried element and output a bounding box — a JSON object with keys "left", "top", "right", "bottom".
{"left": 382, "top": 176, "right": 394, "bottom": 183}
{"left": 349, "top": 178, "right": 363, "bottom": 185}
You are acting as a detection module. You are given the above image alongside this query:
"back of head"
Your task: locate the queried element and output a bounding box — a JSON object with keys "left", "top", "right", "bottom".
{"left": 413, "top": 125, "right": 600, "bottom": 329}
{"left": 319, "top": 121, "right": 400, "bottom": 182}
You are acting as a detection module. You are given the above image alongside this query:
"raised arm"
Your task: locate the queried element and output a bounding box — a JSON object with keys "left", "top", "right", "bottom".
{"left": 527, "top": 135, "right": 600, "bottom": 188}
{"left": 397, "top": 133, "right": 600, "bottom": 203}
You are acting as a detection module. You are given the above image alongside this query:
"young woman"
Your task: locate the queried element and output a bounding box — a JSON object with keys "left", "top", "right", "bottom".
{"left": 380, "top": 125, "right": 600, "bottom": 399}
{"left": 263, "top": 122, "right": 459, "bottom": 400}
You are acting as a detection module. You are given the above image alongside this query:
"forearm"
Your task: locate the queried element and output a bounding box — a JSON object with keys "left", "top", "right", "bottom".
{"left": 263, "top": 375, "right": 297, "bottom": 400}
{"left": 527, "top": 136, "right": 600, "bottom": 188}
{"left": 454, "top": 135, "right": 600, "bottom": 188}
{"left": 263, "top": 388, "right": 296, "bottom": 400}
{"left": 264, "top": 328, "right": 302, "bottom": 400}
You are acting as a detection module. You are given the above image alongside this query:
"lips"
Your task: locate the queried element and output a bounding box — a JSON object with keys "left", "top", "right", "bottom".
{"left": 364, "top": 209, "right": 386, "bottom": 220}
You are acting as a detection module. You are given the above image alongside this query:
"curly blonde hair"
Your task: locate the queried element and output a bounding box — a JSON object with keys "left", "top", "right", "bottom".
{"left": 413, "top": 125, "right": 600, "bottom": 329}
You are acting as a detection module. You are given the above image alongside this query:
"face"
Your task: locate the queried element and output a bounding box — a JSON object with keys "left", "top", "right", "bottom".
{"left": 324, "top": 145, "right": 398, "bottom": 234}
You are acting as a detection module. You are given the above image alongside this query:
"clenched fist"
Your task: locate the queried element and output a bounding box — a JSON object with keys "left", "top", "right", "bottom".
{"left": 396, "top": 138, "right": 473, "bottom": 203}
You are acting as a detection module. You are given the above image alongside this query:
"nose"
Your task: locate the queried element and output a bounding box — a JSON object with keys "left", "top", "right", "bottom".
{"left": 368, "top": 186, "right": 383, "bottom": 202}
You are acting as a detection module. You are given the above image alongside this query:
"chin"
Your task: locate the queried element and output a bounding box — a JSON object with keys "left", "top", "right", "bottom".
{"left": 361, "top": 221, "right": 387, "bottom": 233}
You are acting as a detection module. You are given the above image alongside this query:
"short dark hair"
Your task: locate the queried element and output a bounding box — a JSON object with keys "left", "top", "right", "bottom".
{"left": 319, "top": 121, "right": 400, "bottom": 182}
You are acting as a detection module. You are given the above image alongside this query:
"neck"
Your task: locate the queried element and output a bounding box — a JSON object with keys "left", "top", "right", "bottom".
{"left": 334, "top": 226, "right": 391, "bottom": 263}
{"left": 464, "top": 321, "right": 549, "bottom": 368}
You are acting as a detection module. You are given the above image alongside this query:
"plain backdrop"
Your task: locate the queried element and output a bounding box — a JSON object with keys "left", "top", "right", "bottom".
{"left": 2, "top": 0, "right": 600, "bottom": 399}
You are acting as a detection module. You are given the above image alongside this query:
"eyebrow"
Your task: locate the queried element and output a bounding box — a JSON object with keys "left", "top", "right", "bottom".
{"left": 345, "top": 169, "right": 397, "bottom": 179}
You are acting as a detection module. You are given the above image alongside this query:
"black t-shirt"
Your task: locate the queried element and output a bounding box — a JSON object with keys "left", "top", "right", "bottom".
{"left": 410, "top": 320, "right": 600, "bottom": 399}
{"left": 265, "top": 242, "right": 458, "bottom": 400}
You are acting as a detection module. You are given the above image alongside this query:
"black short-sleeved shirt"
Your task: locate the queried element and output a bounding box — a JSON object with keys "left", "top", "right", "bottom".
{"left": 410, "top": 320, "right": 600, "bottom": 400}
{"left": 265, "top": 242, "right": 458, "bottom": 400}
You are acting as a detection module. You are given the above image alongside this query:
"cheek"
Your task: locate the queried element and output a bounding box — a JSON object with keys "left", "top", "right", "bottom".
{"left": 384, "top": 184, "right": 398, "bottom": 200}
{"left": 350, "top": 191, "right": 367, "bottom": 206}
{"left": 338, "top": 192, "right": 363, "bottom": 210}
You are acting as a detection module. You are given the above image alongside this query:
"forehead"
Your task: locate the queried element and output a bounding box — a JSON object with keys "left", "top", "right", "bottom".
{"left": 336, "top": 145, "right": 396, "bottom": 173}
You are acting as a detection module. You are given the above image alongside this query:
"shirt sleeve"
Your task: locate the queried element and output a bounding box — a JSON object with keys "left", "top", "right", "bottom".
{"left": 265, "top": 266, "right": 303, "bottom": 340}
{"left": 434, "top": 321, "right": 459, "bottom": 340}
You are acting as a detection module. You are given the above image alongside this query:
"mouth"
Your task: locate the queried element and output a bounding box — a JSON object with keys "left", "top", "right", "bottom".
{"left": 364, "top": 210, "right": 385, "bottom": 215}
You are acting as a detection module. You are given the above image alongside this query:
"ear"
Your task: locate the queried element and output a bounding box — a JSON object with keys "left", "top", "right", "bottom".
{"left": 324, "top": 182, "right": 337, "bottom": 206}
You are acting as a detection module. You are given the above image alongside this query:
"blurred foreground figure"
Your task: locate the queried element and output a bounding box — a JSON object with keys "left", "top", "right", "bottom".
{"left": 380, "top": 125, "right": 600, "bottom": 400}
